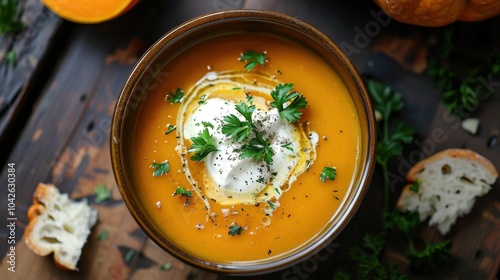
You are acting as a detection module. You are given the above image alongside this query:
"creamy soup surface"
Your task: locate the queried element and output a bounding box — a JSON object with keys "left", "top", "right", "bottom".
{"left": 132, "top": 33, "right": 361, "bottom": 262}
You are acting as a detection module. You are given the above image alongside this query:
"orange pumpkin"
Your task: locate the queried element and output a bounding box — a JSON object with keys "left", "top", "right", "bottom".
{"left": 374, "top": 0, "right": 500, "bottom": 27}
{"left": 42, "top": 0, "right": 140, "bottom": 24}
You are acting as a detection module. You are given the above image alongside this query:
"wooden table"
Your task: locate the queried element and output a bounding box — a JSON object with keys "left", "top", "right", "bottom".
{"left": 1, "top": 0, "right": 498, "bottom": 279}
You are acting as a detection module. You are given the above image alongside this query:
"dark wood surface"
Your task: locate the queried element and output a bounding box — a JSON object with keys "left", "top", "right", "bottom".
{"left": 0, "top": 0, "right": 498, "bottom": 279}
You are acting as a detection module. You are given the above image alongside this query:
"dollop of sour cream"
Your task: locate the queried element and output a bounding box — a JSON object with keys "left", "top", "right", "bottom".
{"left": 184, "top": 98, "right": 299, "bottom": 202}
{"left": 177, "top": 71, "right": 316, "bottom": 210}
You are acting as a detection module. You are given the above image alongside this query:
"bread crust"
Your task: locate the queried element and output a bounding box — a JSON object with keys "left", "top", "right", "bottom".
{"left": 406, "top": 148, "right": 498, "bottom": 182}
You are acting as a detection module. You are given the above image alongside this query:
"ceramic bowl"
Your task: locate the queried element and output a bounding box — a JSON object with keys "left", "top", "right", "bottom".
{"left": 111, "top": 9, "right": 376, "bottom": 275}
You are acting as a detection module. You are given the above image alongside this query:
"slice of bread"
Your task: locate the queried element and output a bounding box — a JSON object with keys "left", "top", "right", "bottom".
{"left": 24, "top": 183, "right": 98, "bottom": 270}
{"left": 398, "top": 149, "right": 498, "bottom": 235}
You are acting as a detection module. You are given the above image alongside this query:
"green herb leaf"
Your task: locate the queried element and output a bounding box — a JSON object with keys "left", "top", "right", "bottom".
{"left": 228, "top": 223, "right": 243, "bottom": 236}
{"left": 240, "top": 50, "right": 267, "bottom": 71}
{"left": 125, "top": 248, "right": 135, "bottom": 263}
{"left": 383, "top": 211, "right": 419, "bottom": 235}
{"left": 151, "top": 161, "right": 170, "bottom": 177}
{"left": 166, "top": 88, "right": 184, "bottom": 103}
{"left": 189, "top": 128, "right": 218, "bottom": 162}
{"left": 406, "top": 240, "right": 452, "bottom": 274}
{"left": 270, "top": 83, "right": 308, "bottom": 123}
{"left": 267, "top": 200, "right": 275, "bottom": 210}
{"left": 164, "top": 124, "right": 176, "bottom": 135}
{"left": 281, "top": 142, "right": 293, "bottom": 151}
{"left": 221, "top": 103, "right": 255, "bottom": 142}
{"left": 160, "top": 263, "right": 172, "bottom": 271}
{"left": 240, "top": 133, "right": 274, "bottom": 165}
{"left": 320, "top": 166, "right": 336, "bottom": 182}
{"left": 0, "top": 0, "right": 24, "bottom": 35}
{"left": 173, "top": 186, "right": 192, "bottom": 197}
{"left": 5, "top": 48, "right": 16, "bottom": 66}
{"left": 366, "top": 79, "right": 403, "bottom": 122}
{"left": 349, "top": 233, "right": 388, "bottom": 279}
{"left": 95, "top": 184, "right": 111, "bottom": 203}
{"left": 97, "top": 229, "right": 109, "bottom": 240}
{"left": 202, "top": 121, "right": 214, "bottom": 129}
{"left": 409, "top": 180, "right": 420, "bottom": 192}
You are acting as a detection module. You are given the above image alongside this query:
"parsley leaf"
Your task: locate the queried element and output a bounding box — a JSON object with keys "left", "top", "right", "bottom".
{"left": 383, "top": 211, "right": 419, "bottom": 235}
{"left": 406, "top": 240, "right": 452, "bottom": 274}
{"left": 166, "top": 88, "right": 184, "bottom": 103}
{"left": 281, "top": 142, "right": 293, "bottom": 151}
{"left": 349, "top": 233, "right": 388, "bottom": 279}
{"left": 267, "top": 200, "right": 275, "bottom": 210}
{"left": 160, "top": 263, "right": 172, "bottom": 271}
{"left": 221, "top": 103, "right": 255, "bottom": 142}
{"left": 189, "top": 128, "right": 218, "bottom": 162}
{"left": 240, "top": 50, "right": 267, "bottom": 71}
{"left": 240, "top": 132, "right": 274, "bottom": 165}
{"left": 409, "top": 180, "right": 420, "bottom": 192}
{"left": 173, "top": 186, "right": 192, "bottom": 197}
{"left": 151, "top": 161, "right": 170, "bottom": 177}
{"left": 202, "top": 121, "right": 214, "bottom": 129}
{"left": 5, "top": 48, "right": 16, "bottom": 66}
{"left": 164, "top": 124, "right": 176, "bottom": 135}
{"left": 228, "top": 223, "right": 243, "bottom": 236}
{"left": 0, "top": 0, "right": 24, "bottom": 35}
{"left": 320, "top": 166, "right": 337, "bottom": 182}
{"left": 270, "top": 83, "right": 308, "bottom": 123}
{"left": 95, "top": 184, "right": 112, "bottom": 203}
{"left": 97, "top": 229, "right": 109, "bottom": 240}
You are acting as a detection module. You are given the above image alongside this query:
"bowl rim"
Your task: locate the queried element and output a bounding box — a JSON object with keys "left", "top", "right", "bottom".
{"left": 110, "top": 9, "right": 376, "bottom": 275}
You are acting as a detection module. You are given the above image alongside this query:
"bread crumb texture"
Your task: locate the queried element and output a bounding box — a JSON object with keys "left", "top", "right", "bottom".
{"left": 399, "top": 149, "right": 498, "bottom": 235}
{"left": 24, "top": 183, "right": 98, "bottom": 270}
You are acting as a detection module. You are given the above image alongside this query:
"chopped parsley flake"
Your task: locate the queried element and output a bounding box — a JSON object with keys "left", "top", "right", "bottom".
{"left": 228, "top": 223, "right": 243, "bottom": 236}
{"left": 164, "top": 124, "right": 176, "bottom": 135}
{"left": 151, "top": 161, "right": 170, "bottom": 177}
{"left": 320, "top": 166, "right": 337, "bottom": 182}
{"left": 166, "top": 88, "right": 184, "bottom": 103}
{"left": 239, "top": 50, "right": 267, "bottom": 71}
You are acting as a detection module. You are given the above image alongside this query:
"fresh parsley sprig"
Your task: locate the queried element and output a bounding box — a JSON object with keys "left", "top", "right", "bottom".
{"left": 221, "top": 102, "right": 274, "bottom": 164}
{"left": 221, "top": 103, "right": 255, "bottom": 142}
{"left": 189, "top": 128, "right": 218, "bottom": 162}
{"left": 173, "top": 186, "right": 192, "bottom": 197}
{"left": 240, "top": 132, "right": 274, "bottom": 165}
{"left": 239, "top": 50, "right": 267, "bottom": 71}
{"left": 270, "top": 83, "right": 308, "bottom": 123}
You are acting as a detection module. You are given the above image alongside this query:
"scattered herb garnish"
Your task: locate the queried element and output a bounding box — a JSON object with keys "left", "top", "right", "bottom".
{"left": 240, "top": 132, "right": 274, "bottom": 165}
{"left": 270, "top": 83, "right": 308, "bottom": 123}
{"left": 427, "top": 26, "right": 499, "bottom": 118}
{"left": 0, "top": 0, "right": 24, "bottom": 35}
{"left": 228, "top": 223, "right": 243, "bottom": 236}
{"left": 409, "top": 180, "right": 420, "bottom": 193}
{"left": 160, "top": 262, "right": 173, "bottom": 271}
{"left": 239, "top": 50, "right": 267, "bottom": 71}
{"left": 173, "top": 186, "right": 192, "bottom": 197}
{"left": 189, "top": 128, "right": 218, "bottom": 162}
{"left": 281, "top": 142, "right": 293, "bottom": 151}
{"left": 166, "top": 87, "right": 184, "bottom": 103}
{"left": 202, "top": 121, "right": 214, "bottom": 129}
{"left": 337, "top": 80, "right": 451, "bottom": 279}
{"left": 198, "top": 94, "right": 207, "bottom": 105}
{"left": 267, "top": 200, "right": 275, "bottom": 210}
{"left": 125, "top": 249, "right": 135, "bottom": 263}
{"left": 5, "top": 48, "right": 16, "bottom": 66}
{"left": 151, "top": 161, "right": 170, "bottom": 177}
{"left": 164, "top": 124, "right": 176, "bottom": 135}
{"left": 95, "top": 184, "right": 112, "bottom": 203}
{"left": 222, "top": 103, "right": 255, "bottom": 142}
{"left": 320, "top": 166, "right": 336, "bottom": 182}
{"left": 97, "top": 229, "right": 109, "bottom": 240}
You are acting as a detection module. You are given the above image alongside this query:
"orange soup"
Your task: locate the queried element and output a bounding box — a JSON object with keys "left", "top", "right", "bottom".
{"left": 132, "top": 33, "right": 360, "bottom": 262}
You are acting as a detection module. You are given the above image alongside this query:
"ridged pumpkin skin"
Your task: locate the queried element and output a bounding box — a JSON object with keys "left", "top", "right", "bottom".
{"left": 42, "top": 0, "right": 140, "bottom": 24}
{"left": 374, "top": 0, "right": 500, "bottom": 27}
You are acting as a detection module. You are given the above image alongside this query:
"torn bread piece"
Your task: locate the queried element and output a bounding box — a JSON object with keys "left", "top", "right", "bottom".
{"left": 398, "top": 149, "right": 498, "bottom": 235}
{"left": 24, "top": 183, "right": 98, "bottom": 270}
